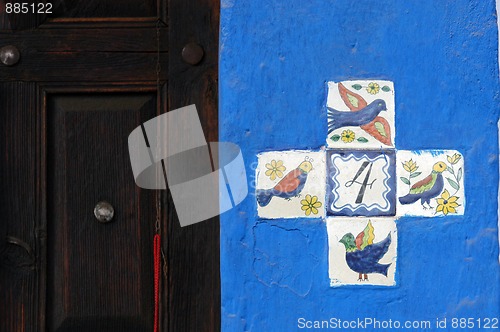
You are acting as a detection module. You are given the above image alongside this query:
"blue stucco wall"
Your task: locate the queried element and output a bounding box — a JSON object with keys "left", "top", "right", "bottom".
{"left": 219, "top": 1, "right": 500, "bottom": 331}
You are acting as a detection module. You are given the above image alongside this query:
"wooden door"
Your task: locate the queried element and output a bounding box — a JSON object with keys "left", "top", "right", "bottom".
{"left": 0, "top": 1, "right": 220, "bottom": 331}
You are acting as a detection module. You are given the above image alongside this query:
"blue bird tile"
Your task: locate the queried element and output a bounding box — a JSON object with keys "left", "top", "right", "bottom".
{"left": 327, "top": 217, "right": 398, "bottom": 287}
{"left": 326, "top": 80, "right": 396, "bottom": 150}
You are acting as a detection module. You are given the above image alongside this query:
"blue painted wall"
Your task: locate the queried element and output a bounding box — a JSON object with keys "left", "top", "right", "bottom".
{"left": 220, "top": 1, "right": 500, "bottom": 331}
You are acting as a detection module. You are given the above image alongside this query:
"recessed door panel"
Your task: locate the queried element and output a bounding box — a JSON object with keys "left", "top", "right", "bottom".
{"left": 46, "top": 93, "right": 157, "bottom": 332}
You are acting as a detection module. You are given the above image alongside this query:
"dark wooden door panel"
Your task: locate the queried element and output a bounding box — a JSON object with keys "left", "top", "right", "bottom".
{"left": 0, "top": 25, "right": 168, "bottom": 83}
{"left": 49, "top": 0, "right": 158, "bottom": 19}
{"left": 46, "top": 93, "right": 157, "bottom": 332}
{"left": 166, "top": 0, "right": 220, "bottom": 330}
{"left": 0, "top": 28, "right": 167, "bottom": 52}
{"left": 0, "top": 0, "right": 220, "bottom": 330}
{"left": 1, "top": 52, "right": 168, "bottom": 82}
{"left": 0, "top": 82, "right": 39, "bottom": 332}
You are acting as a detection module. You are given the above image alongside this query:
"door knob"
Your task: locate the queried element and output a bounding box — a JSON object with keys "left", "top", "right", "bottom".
{"left": 182, "top": 42, "right": 204, "bottom": 65}
{"left": 94, "top": 201, "right": 114, "bottom": 223}
{"left": 0, "top": 45, "right": 20, "bottom": 66}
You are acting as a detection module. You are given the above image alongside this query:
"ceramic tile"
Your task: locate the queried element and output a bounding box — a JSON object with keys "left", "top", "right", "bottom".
{"left": 396, "top": 150, "right": 465, "bottom": 217}
{"left": 326, "top": 150, "right": 396, "bottom": 217}
{"left": 326, "top": 80, "right": 395, "bottom": 149}
{"left": 256, "top": 150, "right": 326, "bottom": 219}
{"left": 327, "top": 217, "right": 397, "bottom": 287}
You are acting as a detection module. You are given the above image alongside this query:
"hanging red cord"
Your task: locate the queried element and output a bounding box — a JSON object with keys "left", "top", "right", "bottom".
{"left": 153, "top": 234, "right": 161, "bottom": 332}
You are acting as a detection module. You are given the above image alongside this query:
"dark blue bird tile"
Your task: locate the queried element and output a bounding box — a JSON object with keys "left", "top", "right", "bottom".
{"left": 326, "top": 217, "right": 398, "bottom": 287}
{"left": 326, "top": 80, "right": 396, "bottom": 150}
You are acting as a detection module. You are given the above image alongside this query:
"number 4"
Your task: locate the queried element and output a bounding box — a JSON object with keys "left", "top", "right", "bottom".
{"left": 345, "top": 161, "right": 377, "bottom": 204}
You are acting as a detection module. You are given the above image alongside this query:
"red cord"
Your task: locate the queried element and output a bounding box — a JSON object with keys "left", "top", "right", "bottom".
{"left": 153, "top": 234, "right": 161, "bottom": 332}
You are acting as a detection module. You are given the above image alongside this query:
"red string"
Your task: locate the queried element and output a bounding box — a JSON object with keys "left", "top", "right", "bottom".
{"left": 153, "top": 234, "right": 161, "bottom": 332}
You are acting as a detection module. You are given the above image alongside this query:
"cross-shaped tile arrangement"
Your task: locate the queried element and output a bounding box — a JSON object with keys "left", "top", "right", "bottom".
{"left": 255, "top": 80, "right": 465, "bottom": 287}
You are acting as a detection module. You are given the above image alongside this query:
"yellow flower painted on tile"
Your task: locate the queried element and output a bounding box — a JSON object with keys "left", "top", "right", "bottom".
{"left": 436, "top": 189, "right": 459, "bottom": 215}
{"left": 264, "top": 159, "right": 286, "bottom": 181}
{"left": 447, "top": 153, "right": 462, "bottom": 165}
{"left": 300, "top": 194, "right": 322, "bottom": 216}
{"left": 402, "top": 159, "right": 418, "bottom": 173}
{"left": 366, "top": 82, "right": 380, "bottom": 95}
{"left": 341, "top": 129, "right": 355, "bottom": 143}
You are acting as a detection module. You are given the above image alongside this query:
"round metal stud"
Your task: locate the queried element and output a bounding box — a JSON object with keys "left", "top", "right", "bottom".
{"left": 0, "top": 45, "right": 20, "bottom": 66}
{"left": 94, "top": 201, "right": 115, "bottom": 223}
{"left": 182, "top": 42, "right": 204, "bottom": 65}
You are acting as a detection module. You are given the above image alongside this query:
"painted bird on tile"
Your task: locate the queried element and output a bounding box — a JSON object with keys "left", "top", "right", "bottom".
{"left": 327, "top": 99, "right": 387, "bottom": 134}
{"left": 330, "top": 83, "right": 393, "bottom": 146}
{"left": 256, "top": 158, "right": 313, "bottom": 207}
{"left": 398, "top": 161, "right": 446, "bottom": 209}
{"left": 339, "top": 221, "right": 392, "bottom": 281}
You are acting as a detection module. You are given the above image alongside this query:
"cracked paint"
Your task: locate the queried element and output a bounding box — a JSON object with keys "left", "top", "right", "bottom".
{"left": 251, "top": 221, "right": 318, "bottom": 297}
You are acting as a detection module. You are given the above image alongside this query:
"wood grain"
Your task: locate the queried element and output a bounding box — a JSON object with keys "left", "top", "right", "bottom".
{"left": 48, "top": 0, "right": 157, "bottom": 19}
{"left": 0, "top": 27, "right": 168, "bottom": 52}
{"left": 0, "top": 82, "right": 38, "bottom": 332}
{"left": 46, "top": 93, "right": 157, "bottom": 331}
{"left": 166, "top": 0, "right": 221, "bottom": 331}
{"left": 0, "top": 51, "right": 168, "bottom": 82}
